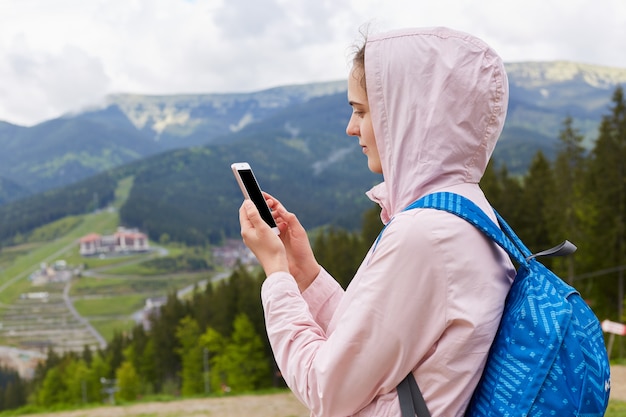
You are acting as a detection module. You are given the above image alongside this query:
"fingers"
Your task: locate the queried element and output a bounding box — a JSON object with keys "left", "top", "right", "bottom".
{"left": 263, "top": 191, "right": 282, "bottom": 212}
{"left": 259, "top": 193, "right": 303, "bottom": 236}
{"left": 276, "top": 205, "right": 300, "bottom": 229}
{"left": 262, "top": 192, "right": 293, "bottom": 227}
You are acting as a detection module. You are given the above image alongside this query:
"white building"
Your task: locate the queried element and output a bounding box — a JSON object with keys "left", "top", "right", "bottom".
{"left": 79, "top": 227, "right": 150, "bottom": 256}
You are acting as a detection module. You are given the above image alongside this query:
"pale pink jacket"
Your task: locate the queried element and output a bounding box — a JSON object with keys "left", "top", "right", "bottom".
{"left": 262, "top": 27, "right": 515, "bottom": 417}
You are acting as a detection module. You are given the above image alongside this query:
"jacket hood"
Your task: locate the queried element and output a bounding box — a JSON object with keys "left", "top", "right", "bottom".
{"left": 364, "top": 27, "right": 509, "bottom": 223}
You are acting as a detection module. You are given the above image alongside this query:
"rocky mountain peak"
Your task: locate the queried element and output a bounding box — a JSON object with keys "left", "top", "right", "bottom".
{"left": 505, "top": 61, "right": 626, "bottom": 89}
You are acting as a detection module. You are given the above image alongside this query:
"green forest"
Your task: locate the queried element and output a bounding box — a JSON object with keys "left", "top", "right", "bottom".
{"left": 0, "top": 85, "right": 624, "bottom": 412}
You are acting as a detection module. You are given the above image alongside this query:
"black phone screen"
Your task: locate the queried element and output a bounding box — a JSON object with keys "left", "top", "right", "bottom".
{"left": 239, "top": 169, "right": 277, "bottom": 228}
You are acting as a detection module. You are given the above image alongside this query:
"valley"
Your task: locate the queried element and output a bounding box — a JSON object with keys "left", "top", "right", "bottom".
{"left": 0, "top": 178, "right": 228, "bottom": 378}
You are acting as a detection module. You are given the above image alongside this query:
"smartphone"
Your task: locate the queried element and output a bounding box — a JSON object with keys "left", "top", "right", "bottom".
{"left": 231, "top": 162, "right": 279, "bottom": 234}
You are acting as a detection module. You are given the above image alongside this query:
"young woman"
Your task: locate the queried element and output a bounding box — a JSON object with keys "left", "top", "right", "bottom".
{"left": 239, "top": 26, "right": 516, "bottom": 416}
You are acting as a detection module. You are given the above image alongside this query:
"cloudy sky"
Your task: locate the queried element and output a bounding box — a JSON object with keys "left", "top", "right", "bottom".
{"left": 1, "top": 0, "right": 625, "bottom": 127}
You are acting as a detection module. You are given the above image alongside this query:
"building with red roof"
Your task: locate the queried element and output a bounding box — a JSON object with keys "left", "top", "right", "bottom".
{"left": 79, "top": 227, "right": 150, "bottom": 256}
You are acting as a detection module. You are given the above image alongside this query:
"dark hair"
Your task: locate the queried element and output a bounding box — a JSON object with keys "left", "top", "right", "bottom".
{"left": 351, "top": 28, "right": 368, "bottom": 93}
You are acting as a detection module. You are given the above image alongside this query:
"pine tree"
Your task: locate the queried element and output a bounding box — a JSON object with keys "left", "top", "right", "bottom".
{"left": 124, "top": 325, "right": 157, "bottom": 394}
{"left": 150, "top": 291, "right": 187, "bottom": 391}
{"left": 480, "top": 160, "right": 502, "bottom": 204}
{"left": 221, "top": 314, "right": 271, "bottom": 392}
{"left": 481, "top": 163, "right": 524, "bottom": 231}
{"left": 360, "top": 204, "right": 383, "bottom": 249}
{"left": 64, "top": 359, "right": 90, "bottom": 404}
{"left": 199, "top": 314, "right": 271, "bottom": 393}
{"left": 37, "top": 367, "right": 68, "bottom": 406}
{"left": 546, "top": 116, "right": 587, "bottom": 282}
{"left": 86, "top": 353, "right": 109, "bottom": 403}
{"left": 312, "top": 227, "right": 363, "bottom": 289}
{"left": 518, "top": 151, "right": 556, "bottom": 258}
{"left": 175, "top": 316, "right": 205, "bottom": 396}
{"left": 585, "top": 85, "right": 626, "bottom": 320}
{"left": 200, "top": 326, "right": 228, "bottom": 392}
{"left": 116, "top": 361, "right": 140, "bottom": 402}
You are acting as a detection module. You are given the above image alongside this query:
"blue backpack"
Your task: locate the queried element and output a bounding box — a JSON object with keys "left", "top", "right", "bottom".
{"left": 396, "top": 192, "right": 611, "bottom": 417}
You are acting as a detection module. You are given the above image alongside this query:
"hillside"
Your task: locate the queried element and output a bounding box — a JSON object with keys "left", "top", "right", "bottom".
{"left": 0, "top": 61, "right": 625, "bottom": 246}
{"left": 118, "top": 92, "right": 380, "bottom": 244}
{"left": 0, "top": 61, "right": 624, "bottom": 207}
{"left": 106, "top": 80, "right": 347, "bottom": 146}
{"left": 0, "top": 177, "right": 217, "bottom": 355}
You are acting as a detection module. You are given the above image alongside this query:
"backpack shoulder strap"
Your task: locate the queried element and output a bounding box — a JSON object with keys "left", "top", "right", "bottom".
{"left": 405, "top": 192, "right": 529, "bottom": 265}
{"left": 405, "top": 192, "right": 577, "bottom": 265}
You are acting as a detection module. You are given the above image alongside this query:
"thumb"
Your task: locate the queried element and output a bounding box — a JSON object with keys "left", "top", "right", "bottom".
{"left": 243, "top": 200, "right": 265, "bottom": 228}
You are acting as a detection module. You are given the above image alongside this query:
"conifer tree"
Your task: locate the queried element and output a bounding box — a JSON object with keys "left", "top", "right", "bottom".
{"left": 480, "top": 160, "right": 502, "bottom": 204}
{"left": 221, "top": 314, "right": 271, "bottom": 392}
{"left": 175, "top": 316, "right": 205, "bottom": 396}
{"left": 116, "top": 361, "right": 140, "bottom": 402}
{"left": 209, "top": 268, "right": 245, "bottom": 336}
{"left": 360, "top": 204, "right": 383, "bottom": 249}
{"left": 149, "top": 291, "right": 187, "bottom": 391}
{"left": 37, "top": 367, "right": 68, "bottom": 406}
{"left": 312, "top": 227, "right": 362, "bottom": 289}
{"left": 2, "top": 379, "right": 27, "bottom": 411}
{"left": 518, "top": 151, "right": 556, "bottom": 257}
{"left": 0, "top": 368, "right": 26, "bottom": 411}
{"left": 65, "top": 359, "right": 90, "bottom": 404}
{"left": 199, "top": 314, "right": 270, "bottom": 392}
{"left": 200, "top": 326, "right": 227, "bottom": 392}
{"left": 480, "top": 163, "right": 524, "bottom": 231}
{"left": 546, "top": 116, "right": 587, "bottom": 282}
{"left": 585, "top": 85, "right": 626, "bottom": 320}
{"left": 86, "top": 353, "right": 109, "bottom": 403}
{"left": 124, "top": 325, "right": 157, "bottom": 394}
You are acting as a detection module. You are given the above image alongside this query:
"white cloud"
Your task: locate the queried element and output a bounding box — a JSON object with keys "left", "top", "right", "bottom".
{"left": 1, "top": 0, "right": 625, "bottom": 126}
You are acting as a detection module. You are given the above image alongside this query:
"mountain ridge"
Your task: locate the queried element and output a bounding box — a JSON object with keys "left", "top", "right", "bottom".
{"left": 103, "top": 80, "right": 347, "bottom": 137}
{"left": 100, "top": 61, "right": 626, "bottom": 138}
{"left": 0, "top": 60, "right": 623, "bottom": 208}
{"left": 505, "top": 60, "right": 626, "bottom": 88}
{"left": 0, "top": 60, "right": 624, "bottom": 246}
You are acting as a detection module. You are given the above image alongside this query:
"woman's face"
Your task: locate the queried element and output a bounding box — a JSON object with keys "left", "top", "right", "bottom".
{"left": 346, "top": 66, "right": 382, "bottom": 174}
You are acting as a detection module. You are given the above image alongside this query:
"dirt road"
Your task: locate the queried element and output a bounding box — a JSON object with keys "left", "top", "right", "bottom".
{"left": 611, "top": 365, "right": 626, "bottom": 402}
{"left": 21, "top": 392, "right": 309, "bottom": 417}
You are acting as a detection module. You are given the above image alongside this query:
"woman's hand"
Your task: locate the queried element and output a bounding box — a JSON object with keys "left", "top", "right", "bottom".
{"left": 239, "top": 200, "right": 289, "bottom": 276}
{"left": 264, "top": 193, "right": 321, "bottom": 292}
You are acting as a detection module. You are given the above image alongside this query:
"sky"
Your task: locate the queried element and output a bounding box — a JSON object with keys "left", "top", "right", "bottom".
{"left": 1, "top": 0, "right": 625, "bottom": 127}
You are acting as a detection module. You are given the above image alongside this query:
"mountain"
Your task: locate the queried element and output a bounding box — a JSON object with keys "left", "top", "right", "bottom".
{"left": 499, "top": 61, "right": 626, "bottom": 164}
{"left": 0, "top": 82, "right": 349, "bottom": 204}
{"left": 0, "top": 176, "right": 30, "bottom": 205}
{"left": 488, "top": 61, "right": 626, "bottom": 173}
{"left": 117, "top": 92, "right": 380, "bottom": 244}
{"left": 0, "top": 92, "right": 380, "bottom": 245}
{"left": 0, "top": 61, "right": 625, "bottom": 241}
{"left": 104, "top": 81, "right": 347, "bottom": 148}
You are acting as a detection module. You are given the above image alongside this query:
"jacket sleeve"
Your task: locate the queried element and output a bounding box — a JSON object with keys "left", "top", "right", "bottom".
{"left": 301, "top": 267, "right": 345, "bottom": 332}
{"left": 261, "top": 213, "right": 449, "bottom": 416}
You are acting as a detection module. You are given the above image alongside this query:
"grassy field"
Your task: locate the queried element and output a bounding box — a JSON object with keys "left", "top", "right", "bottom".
{"left": 609, "top": 401, "right": 626, "bottom": 416}
{"left": 72, "top": 294, "right": 146, "bottom": 316}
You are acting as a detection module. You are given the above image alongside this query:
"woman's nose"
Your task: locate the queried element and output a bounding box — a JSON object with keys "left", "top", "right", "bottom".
{"left": 346, "top": 117, "right": 359, "bottom": 137}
